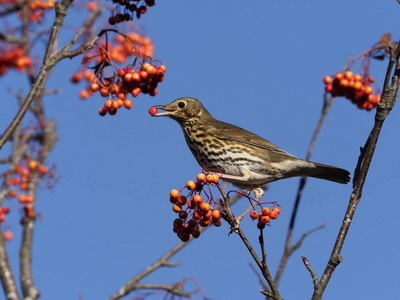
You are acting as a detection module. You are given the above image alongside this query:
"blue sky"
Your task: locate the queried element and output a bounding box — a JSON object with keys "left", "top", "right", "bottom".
{"left": 1, "top": 0, "right": 400, "bottom": 299}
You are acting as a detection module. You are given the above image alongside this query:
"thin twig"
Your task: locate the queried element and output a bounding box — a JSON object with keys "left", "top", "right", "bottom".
{"left": 274, "top": 94, "right": 335, "bottom": 287}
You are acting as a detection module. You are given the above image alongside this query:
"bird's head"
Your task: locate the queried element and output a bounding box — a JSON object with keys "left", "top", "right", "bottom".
{"left": 151, "top": 97, "right": 211, "bottom": 123}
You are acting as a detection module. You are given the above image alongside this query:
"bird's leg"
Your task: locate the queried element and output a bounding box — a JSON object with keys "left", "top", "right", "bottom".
{"left": 252, "top": 187, "right": 264, "bottom": 201}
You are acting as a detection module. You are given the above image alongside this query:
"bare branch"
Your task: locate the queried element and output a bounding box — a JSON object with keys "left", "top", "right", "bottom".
{"left": 312, "top": 41, "right": 400, "bottom": 300}
{"left": 301, "top": 256, "right": 318, "bottom": 286}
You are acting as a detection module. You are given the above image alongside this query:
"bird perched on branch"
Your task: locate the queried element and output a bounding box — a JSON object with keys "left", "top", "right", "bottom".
{"left": 151, "top": 97, "right": 350, "bottom": 200}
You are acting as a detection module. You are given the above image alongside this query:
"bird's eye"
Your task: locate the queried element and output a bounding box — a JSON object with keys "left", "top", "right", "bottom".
{"left": 178, "top": 102, "right": 185, "bottom": 108}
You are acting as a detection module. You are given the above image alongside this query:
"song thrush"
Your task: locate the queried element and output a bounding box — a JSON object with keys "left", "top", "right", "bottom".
{"left": 151, "top": 97, "right": 350, "bottom": 199}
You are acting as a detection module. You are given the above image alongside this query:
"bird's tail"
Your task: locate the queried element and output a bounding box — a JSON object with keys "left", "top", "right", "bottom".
{"left": 306, "top": 162, "right": 350, "bottom": 184}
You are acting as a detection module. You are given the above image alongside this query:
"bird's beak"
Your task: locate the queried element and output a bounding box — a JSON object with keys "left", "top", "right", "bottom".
{"left": 151, "top": 104, "right": 175, "bottom": 117}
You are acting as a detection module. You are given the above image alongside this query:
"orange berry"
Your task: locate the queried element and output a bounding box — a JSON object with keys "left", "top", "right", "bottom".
{"left": 71, "top": 72, "right": 82, "bottom": 83}
{"left": 18, "top": 195, "right": 27, "bottom": 203}
{"left": 353, "top": 81, "right": 362, "bottom": 90}
{"left": 177, "top": 195, "right": 187, "bottom": 205}
{"left": 0, "top": 215, "right": 5, "bottom": 222}
{"left": 87, "top": 1, "right": 96, "bottom": 10}
{"left": 79, "top": 90, "right": 89, "bottom": 99}
{"left": 157, "top": 65, "right": 167, "bottom": 74}
{"left": 339, "top": 78, "right": 349, "bottom": 87}
{"left": 369, "top": 77, "right": 375, "bottom": 83}
{"left": 1, "top": 207, "right": 9, "bottom": 214}
{"left": 83, "top": 69, "right": 94, "bottom": 80}
{"left": 344, "top": 70, "right": 353, "bottom": 79}
{"left": 270, "top": 210, "right": 279, "bottom": 219}
{"left": 354, "top": 74, "right": 362, "bottom": 81}
{"left": 206, "top": 174, "right": 214, "bottom": 182}
{"left": 323, "top": 76, "right": 332, "bottom": 84}
{"left": 131, "top": 87, "right": 141, "bottom": 97}
{"left": 28, "top": 160, "right": 37, "bottom": 170}
{"left": 105, "top": 99, "right": 113, "bottom": 108}
{"left": 124, "top": 99, "right": 132, "bottom": 109}
{"left": 25, "top": 195, "right": 34, "bottom": 203}
{"left": 250, "top": 210, "right": 259, "bottom": 220}
{"left": 196, "top": 173, "right": 206, "bottom": 182}
{"left": 100, "top": 87, "right": 109, "bottom": 97}
{"left": 200, "top": 202, "right": 210, "bottom": 212}
{"left": 261, "top": 207, "right": 270, "bottom": 216}
{"left": 334, "top": 72, "right": 343, "bottom": 80}
{"left": 170, "top": 189, "right": 179, "bottom": 199}
{"left": 212, "top": 174, "right": 220, "bottom": 183}
{"left": 186, "top": 181, "right": 196, "bottom": 190}
{"left": 9, "top": 177, "right": 19, "bottom": 185}
{"left": 19, "top": 182, "right": 28, "bottom": 190}
{"left": 260, "top": 215, "right": 270, "bottom": 224}
{"left": 192, "top": 194, "right": 203, "bottom": 205}
{"left": 8, "top": 190, "right": 17, "bottom": 198}
{"left": 272, "top": 207, "right": 281, "bottom": 214}
{"left": 91, "top": 83, "right": 100, "bottom": 92}
{"left": 364, "top": 85, "right": 373, "bottom": 95}
{"left": 3, "top": 231, "right": 13, "bottom": 241}
{"left": 212, "top": 210, "right": 221, "bottom": 219}
{"left": 139, "top": 70, "right": 148, "bottom": 79}
{"left": 38, "top": 165, "right": 48, "bottom": 175}
{"left": 112, "top": 100, "right": 120, "bottom": 109}
{"left": 172, "top": 203, "right": 182, "bottom": 213}
{"left": 131, "top": 72, "right": 141, "bottom": 81}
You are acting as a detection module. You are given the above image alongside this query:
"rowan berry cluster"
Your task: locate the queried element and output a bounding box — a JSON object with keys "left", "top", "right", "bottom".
{"left": 170, "top": 172, "right": 222, "bottom": 242}
{"left": 249, "top": 206, "right": 281, "bottom": 230}
{"left": 5, "top": 159, "right": 56, "bottom": 222}
{"left": 19, "top": 0, "right": 55, "bottom": 22}
{"left": 107, "top": 0, "right": 155, "bottom": 24}
{"left": 97, "top": 62, "right": 166, "bottom": 116}
{"left": 0, "top": 47, "right": 32, "bottom": 76}
{"left": 70, "top": 31, "right": 165, "bottom": 116}
{"left": 323, "top": 71, "right": 380, "bottom": 111}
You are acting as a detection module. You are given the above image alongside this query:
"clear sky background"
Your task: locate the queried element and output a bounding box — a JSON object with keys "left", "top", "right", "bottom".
{"left": 1, "top": 0, "right": 400, "bottom": 299}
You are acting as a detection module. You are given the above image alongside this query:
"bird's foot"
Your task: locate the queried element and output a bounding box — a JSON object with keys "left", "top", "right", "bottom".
{"left": 252, "top": 187, "right": 264, "bottom": 201}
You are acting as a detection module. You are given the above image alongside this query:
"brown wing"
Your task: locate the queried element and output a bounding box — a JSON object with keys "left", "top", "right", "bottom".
{"left": 210, "top": 119, "right": 297, "bottom": 158}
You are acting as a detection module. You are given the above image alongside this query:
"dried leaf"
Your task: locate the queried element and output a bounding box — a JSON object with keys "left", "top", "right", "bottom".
{"left": 378, "top": 33, "right": 391, "bottom": 47}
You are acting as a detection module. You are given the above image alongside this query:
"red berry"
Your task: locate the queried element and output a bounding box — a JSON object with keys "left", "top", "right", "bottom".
{"left": 250, "top": 210, "right": 259, "bottom": 220}
{"left": 149, "top": 107, "right": 158, "bottom": 115}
